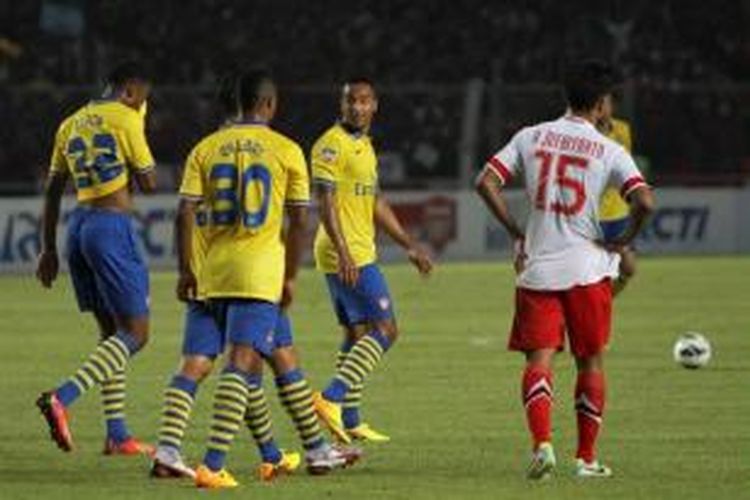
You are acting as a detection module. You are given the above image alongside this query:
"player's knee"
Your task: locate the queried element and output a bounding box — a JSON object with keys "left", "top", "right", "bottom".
{"left": 376, "top": 320, "right": 399, "bottom": 344}
{"left": 228, "top": 344, "right": 263, "bottom": 373}
{"left": 180, "top": 356, "right": 214, "bottom": 382}
{"left": 575, "top": 354, "right": 604, "bottom": 373}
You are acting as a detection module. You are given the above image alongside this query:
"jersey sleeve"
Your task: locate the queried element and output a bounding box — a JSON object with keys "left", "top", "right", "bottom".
{"left": 48, "top": 122, "right": 68, "bottom": 174}
{"left": 310, "top": 133, "right": 342, "bottom": 189}
{"left": 121, "top": 115, "right": 156, "bottom": 172}
{"left": 179, "top": 144, "right": 205, "bottom": 201}
{"left": 285, "top": 143, "right": 311, "bottom": 206}
{"left": 609, "top": 147, "right": 648, "bottom": 200}
{"left": 480, "top": 128, "right": 526, "bottom": 186}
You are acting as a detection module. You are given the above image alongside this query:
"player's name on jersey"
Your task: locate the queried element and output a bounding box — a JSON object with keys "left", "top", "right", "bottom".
{"left": 218, "top": 139, "right": 264, "bottom": 157}
{"left": 73, "top": 114, "right": 104, "bottom": 129}
{"left": 535, "top": 130, "right": 605, "bottom": 159}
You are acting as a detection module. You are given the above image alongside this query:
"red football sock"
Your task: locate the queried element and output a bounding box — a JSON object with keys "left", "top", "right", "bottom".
{"left": 575, "top": 371, "right": 606, "bottom": 462}
{"left": 522, "top": 364, "right": 553, "bottom": 449}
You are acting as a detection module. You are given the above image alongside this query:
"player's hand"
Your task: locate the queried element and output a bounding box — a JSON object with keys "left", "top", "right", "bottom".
{"left": 176, "top": 270, "right": 198, "bottom": 302}
{"left": 36, "top": 250, "right": 59, "bottom": 288}
{"left": 512, "top": 237, "right": 527, "bottom": 275}
{"left": 597, "top": 239, "right": 629, "bottom": 255}
{"left": 338, "top": 253, "right": 359, "bottom": 288}
{"left": 281, "top": 279, "right": 295, "bottom": 309}
{"left": 407, "top": 244, "right": 433, "bottom": 276}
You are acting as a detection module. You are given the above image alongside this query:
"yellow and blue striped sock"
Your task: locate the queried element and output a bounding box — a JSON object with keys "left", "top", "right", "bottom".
{"left": 157, "top": 375, "right": 198, "bottom": 451}
{"left": 203, "top": 367, "right": 251, "bottom": 471}
{"left": 336, "top": 342, "right": 364, "bottom": 429}
{"left": 276, "top": 369, "right": 325, "bottom": 450}
{"left": 323, "top": 331, "right": 391, "bottom": 403}
{"left": 55, "top": 331, "right": 141, "bottom": 407}
{"left": 243, "top": 373, "right": 282, "bottom": 464}
{"left": 101, "top": 370, "right": 130, "bottom": 443}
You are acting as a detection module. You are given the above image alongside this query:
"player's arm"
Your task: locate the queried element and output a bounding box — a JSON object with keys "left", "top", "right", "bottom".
{"left": 282, "top": 205, "right": 308, "bottom": 308}
{"left": 175, "top": 146, "right": 204, "bottom": 301}
{"left": 311, "top": 137, "right": 358, "bottom": 287}
{"left": 315, "top": 183, "right": 358, "bottom": 287}
{"left": 475, "top": 169, "right": 526, "bottom": 273}
{"left": 605, "top": 150, "right": 655, "bottom": 252}
{"left": 124, "top": 115, "right": 157, "bottom": 194}
{"left": 175, "top": 197, "right": 197, "bottom": 301}
{"left": 281, "top": 144, "right": 312, "bottom": 308}
{"left": 36, "top": 170, "right": 69, "bottom": 288}
{"left": 374, "top": 195, "right": 433, "bottom": 275}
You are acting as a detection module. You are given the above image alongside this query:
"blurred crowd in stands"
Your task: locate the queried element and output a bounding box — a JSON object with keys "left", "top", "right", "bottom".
{"left": 1, "top": 0, "right": 749, "bottom": 192}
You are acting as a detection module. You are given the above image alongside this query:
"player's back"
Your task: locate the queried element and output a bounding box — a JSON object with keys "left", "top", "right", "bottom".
{"left": 488, "top": 115, "right": 645, "bottom": 290}
{"left": 52, "top": 100, "right": 154, "bottom": 203}
{"left": 181, "top": 122, "right": 309, "bottom": 302}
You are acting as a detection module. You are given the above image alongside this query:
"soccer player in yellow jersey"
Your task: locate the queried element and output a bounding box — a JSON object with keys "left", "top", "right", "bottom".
{"left": 311, "top": 78, "right": 434, "bottom": 444}
{"left": 35, "top": 61, "right": 157, "bottom": 456}
{"left": 175, "top": 69, "right": 359, "bottom": 489}
{"left": 598, "top": 95, "right": 637, "bottom": 294}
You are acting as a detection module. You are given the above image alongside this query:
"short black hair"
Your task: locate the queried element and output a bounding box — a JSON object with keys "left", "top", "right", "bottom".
{"left": 343, "top": 76, "right": 376, "bottom": 92}
{"left": 216, "top": 69, "right": 240, "bottom": 117}
{"left": 236, "top": 67, "right": 275, "bottom": 111}
{"left": 105, "top": 60, "right": 150, "bottom": 89}
{"left": 563, "top": 60, "right": 618, "bottom": 112}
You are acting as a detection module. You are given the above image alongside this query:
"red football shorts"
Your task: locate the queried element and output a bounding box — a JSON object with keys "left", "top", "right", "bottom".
{"left": 508, "top": 279, "right": 613, "bottom": 358}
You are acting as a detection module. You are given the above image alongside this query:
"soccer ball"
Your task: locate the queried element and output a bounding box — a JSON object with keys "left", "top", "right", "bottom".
{"left": 673, "top": 332, "right": 712, "bottom": 369}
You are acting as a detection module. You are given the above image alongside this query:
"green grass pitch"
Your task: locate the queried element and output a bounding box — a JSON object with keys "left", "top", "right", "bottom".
{"left": 1, "top": 257, "right": 748, "bottom": 499}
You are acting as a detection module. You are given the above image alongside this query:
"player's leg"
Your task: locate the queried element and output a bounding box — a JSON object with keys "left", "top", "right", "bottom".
{"left": 270, "top": 314, "right": 361, "bottom": 476}
{"left": 37, "top": 210, "right": 148, "bottom": 452}
{"left": 92, "top": 308, "right": 150, "bottom": 455}
{"left": 338, "top": 324, "right": 367, "bottom": 434}
{"left": 316, "top": 265, "right": 395, "bottom": 441}
{"left": 508, "top": 287, "right": 565, "bottom": 479}
{"left": 152, "top": 301, "right": 221, "bottom": 478}
{"left": 564, "top": 280, "right": 613, "bottom": 478}
{"left": 195, "top": 300, "right": 279, "bottom": 489}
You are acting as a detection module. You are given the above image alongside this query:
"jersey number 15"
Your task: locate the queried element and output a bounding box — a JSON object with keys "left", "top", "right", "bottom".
{"left": 533, "top": 150, "right": 589, "bottom": 216}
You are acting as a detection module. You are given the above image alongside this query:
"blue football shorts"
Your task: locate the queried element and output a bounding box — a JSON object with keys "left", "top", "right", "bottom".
{"left": 324, "top": 263, "right": 395, "bottom": 326}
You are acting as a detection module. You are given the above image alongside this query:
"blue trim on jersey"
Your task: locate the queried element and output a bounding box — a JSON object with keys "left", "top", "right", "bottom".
{"left": 66, "top": 207, "right": 149, "bottom": 318}
{"left": 324, "top": 264, "right": 395, "bottom": 326}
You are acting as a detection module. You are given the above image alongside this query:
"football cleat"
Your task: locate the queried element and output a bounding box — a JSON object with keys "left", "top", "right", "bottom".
{"left": 346, "top": 423, "right": 390, "bottom": 443}
{"left": 36, "top": 391, "right": 73, "bottom": 452}
{"left": 312, "top": 392, "right": 350, "bottom": 444}
{"left": 574, "top": 458, "right": 613, "bottom": 478}
{"left": 527, "top": 442, "right": 556, "bottom": 480}
{"left": 103, "top": 436, "right": 155, "bottom": 457}
{"left": 305, "top": 442, "right": 363, "bottom": 475}
{"left": 195, "top": 465, "right": 239, "bottom": 489}
{"left": 257, "top": 450, "right": 301, "bottom": 482}
{"left": 150, "top": 446, "right": 196, "bottom": 479}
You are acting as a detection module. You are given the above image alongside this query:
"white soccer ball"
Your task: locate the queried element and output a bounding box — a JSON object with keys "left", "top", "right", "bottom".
{"left": 673, "top": 332, "right": 712, "bottom": 369}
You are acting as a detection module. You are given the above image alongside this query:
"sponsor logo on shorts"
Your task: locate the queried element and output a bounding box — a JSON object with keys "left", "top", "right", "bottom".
{"left": 378, "top": 297, "right": 390, "bottom": 311}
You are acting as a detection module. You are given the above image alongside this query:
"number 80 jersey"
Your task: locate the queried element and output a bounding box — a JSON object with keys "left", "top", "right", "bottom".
{"left": 179, "top": 123, "right": 310, "bottom": 302}
{"left": 50, "top": 100, "right": 155, "bottom": 201}
{"left": 482, "top": 115, "right": 647, "bottom": 291}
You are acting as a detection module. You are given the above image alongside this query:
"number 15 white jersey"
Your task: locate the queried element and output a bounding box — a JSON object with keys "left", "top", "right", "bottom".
{"left": 482, "top": 115, "right": 647, "bottom": 291}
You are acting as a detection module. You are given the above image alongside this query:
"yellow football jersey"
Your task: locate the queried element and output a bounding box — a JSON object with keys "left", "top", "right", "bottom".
{"left": 312, "top": 124, "right": 378, "bottom": 273}
{"left": 179, "top": 123, "right": 310, "bottom": 302}
{"left": 191, "top": 201, "right": 210, "bottom": 300}
{"left": 599, "top": 117, "right": 633, "bottom": 221}
{"left": 49, "top": 100, "right": 155, "bottom": 202}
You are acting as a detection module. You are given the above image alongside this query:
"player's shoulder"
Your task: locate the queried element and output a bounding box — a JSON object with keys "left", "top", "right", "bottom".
{"left": 264, "top": 127, "right": 303, "bottom": 153}
{"left": 313, "top": 124, "right": 346, "bottom": 148}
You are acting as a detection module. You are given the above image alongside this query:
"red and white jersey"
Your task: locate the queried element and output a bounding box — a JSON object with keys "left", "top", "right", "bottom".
{"left": 482, "top": 115, "right": 647, "bottom": 291}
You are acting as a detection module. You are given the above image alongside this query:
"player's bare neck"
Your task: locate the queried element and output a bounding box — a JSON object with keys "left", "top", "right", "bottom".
{"left": 340, "top": 121, "right": 366, "bottom": 137}
{"left": 567, "top": 110, "right": 598, "bottom": 126}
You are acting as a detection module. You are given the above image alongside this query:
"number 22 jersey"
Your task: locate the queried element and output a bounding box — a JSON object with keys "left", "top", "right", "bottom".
{"left": 178, "top": 123, "right": 310, "bottom": 302}
{"left": 49, "top": 100, "right": 155, "bottom": 201}
{"left": 482, "top": 115, "right": 647, "bottom": 291}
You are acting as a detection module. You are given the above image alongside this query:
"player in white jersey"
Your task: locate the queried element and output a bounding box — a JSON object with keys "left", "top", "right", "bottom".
{"left": 476, "top": 60, "right": 654, "bottom": 480}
